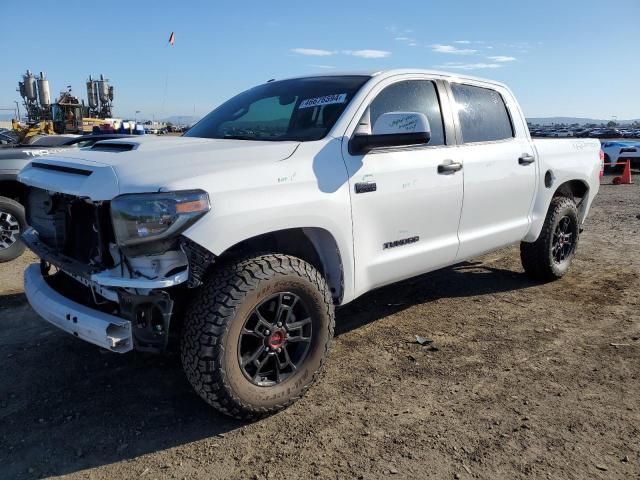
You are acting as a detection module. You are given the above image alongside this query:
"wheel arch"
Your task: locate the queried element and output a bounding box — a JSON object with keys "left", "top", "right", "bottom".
{"left": 524, "top": 176, "right": 592, "bottom": 243}
{"left": 552, "top": 179, "right": 590, "bottom": 223}
{"left": 552, "top": 179, "right": 589, "bottom": 201}
{"left": 0, "top": 179, "right": 28, "bottom": 205}
{"left": 216, "top": 227, "right": 345, "bottom": 304}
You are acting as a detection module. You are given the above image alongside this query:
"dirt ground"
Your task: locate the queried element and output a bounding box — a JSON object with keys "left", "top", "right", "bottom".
{"left": 1, "top": 174, "right": 639, "bottom": 480}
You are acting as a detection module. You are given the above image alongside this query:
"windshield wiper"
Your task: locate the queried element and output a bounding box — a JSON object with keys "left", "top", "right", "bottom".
{"left": 221, "top": 134, "right": 259, "bottom": 141}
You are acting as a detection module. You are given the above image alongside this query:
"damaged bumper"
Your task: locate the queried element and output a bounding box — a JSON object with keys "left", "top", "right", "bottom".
{"left": 21, "top": 227, "right": 189, "bottom": 291}
{"left": 18, "top": 186, "right": 217, "bottom": 353}
{"left": 21, "top": 228, "right": 215, "bottom": 353}
{"left": 24, "top": 264, "right": 133, "bottom": 353}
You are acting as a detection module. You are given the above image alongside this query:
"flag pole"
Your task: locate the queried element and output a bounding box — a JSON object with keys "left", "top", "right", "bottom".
{"left": 161, "top": 32, "right": 174, "bottom": 116}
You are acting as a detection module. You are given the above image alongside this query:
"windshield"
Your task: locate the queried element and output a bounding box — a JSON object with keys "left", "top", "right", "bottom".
{"left": 185, "top": 76, "right": 369, "bottom": 142}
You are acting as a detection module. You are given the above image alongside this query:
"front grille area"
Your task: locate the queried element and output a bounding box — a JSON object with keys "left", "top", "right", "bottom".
{"left": 26, "top": 187, "right": 115, "bottom": 268}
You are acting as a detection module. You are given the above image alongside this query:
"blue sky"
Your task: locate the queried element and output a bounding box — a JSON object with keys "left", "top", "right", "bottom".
{"left": 1, "top": 0, "right": 638, "bottom": 120}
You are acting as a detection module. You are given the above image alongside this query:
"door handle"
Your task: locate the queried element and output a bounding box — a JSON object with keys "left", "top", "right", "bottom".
{"left": 437, "top": 161, "right": 462, "bottom": 174}
{"left": 519, "top": 153, "right": 535, "bottom": 165}
{"left": 355, "top": 182, "right": 377, "bottom": 194}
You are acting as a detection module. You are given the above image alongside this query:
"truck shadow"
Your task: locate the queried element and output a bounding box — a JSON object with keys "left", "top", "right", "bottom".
{"left": 0, "top": 261, "right": 536, "bottom": 479}
{"left": 336, "top": 261, "right": 537, "bottom": 336}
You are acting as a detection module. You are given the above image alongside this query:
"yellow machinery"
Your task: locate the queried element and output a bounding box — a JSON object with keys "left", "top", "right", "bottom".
{"left": 11, "top": 118, "right": 55, "bottom": 143}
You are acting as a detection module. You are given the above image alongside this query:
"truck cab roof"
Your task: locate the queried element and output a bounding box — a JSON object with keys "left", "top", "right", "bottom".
{"left": 278, "top": 68, "right": 509, "bottom": 89}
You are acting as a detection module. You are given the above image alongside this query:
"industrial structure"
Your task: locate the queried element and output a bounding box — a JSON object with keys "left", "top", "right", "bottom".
{"left": 86, "top": 74, "right": 114, "bottom": 118}
{"left": 17, "top": 70, "right": 50, "bottom": 123}
{"left": 16, "top": 70, "right": 115, "bottom": 133}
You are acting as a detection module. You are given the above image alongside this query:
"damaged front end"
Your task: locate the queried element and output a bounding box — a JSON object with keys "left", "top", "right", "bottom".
{"left": 22, "top": 187, "right": 213, "bottom": 353}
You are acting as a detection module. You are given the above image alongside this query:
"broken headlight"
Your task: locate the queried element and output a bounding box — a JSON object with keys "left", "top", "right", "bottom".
{"left": 110, "top": 190, "right": 210, "bottom": 247}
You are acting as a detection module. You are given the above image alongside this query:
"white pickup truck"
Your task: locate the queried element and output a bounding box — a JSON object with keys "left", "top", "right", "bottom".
{"left": 17, "top": 69, "right": 602, "bottom": 418}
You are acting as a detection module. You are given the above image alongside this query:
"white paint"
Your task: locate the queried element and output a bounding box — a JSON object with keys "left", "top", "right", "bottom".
{"left": 371, "top": 112, "right": 430, "bottom": 135}
{"left": 18, "top": 69, "right": 601, "bottom": 316}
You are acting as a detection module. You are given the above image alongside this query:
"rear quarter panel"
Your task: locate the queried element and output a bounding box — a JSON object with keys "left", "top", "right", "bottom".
{"left": 525, "top": 138, "right": 601, "bottom": 242}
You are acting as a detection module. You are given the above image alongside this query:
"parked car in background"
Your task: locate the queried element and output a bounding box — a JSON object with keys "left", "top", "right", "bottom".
{"left": 0, "top": 134, "right": 133, "bottom": 262}
{"left": 621, "top": 130, "right": 640, "bottom": 139}
{"left": 599, "top": 128, "right": 622, "bottom": 138}
{"left": 601, "top": 140, "right": 640, "bottom": 171}
{"left": 27, "top": 134, "right": 79, "bottom": 146}
{"left": 0, "top": 130, "right": 19, "bottom": 145}
{"left": 552, "top": 129, "right": 572, "bottom": 137}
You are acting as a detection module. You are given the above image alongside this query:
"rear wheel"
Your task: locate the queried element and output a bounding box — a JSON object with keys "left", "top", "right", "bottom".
{"left": 181, "top": 253, "right": 335, "bottom": 419}
{"left": 520, "top": 196, "right": 579, "bottom": 281}
{"left": 0, "top": 197, "right": 26, "bottom": 263}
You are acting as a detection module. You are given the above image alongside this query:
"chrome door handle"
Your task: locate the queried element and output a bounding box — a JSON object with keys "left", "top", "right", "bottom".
{"left": 438, "top": 161, "right": 463, "bottom": 174}
{"left": 519, "top": 153, "right": 535, "bottom": 165}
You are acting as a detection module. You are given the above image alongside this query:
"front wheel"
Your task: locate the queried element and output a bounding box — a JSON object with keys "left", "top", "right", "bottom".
{"left": 0, "top": 197, "right": 26, "bottom": 263}
{"left": 520, "top": 196, "right": 579, "bottom": 281}
{"left": 181, "top": 253, "right": 335, "bottom": 419}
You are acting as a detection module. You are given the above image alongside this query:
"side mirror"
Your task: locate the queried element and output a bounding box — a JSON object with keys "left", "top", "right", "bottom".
{"left": 349, "top": 112, "right": 431, "bottom": 155}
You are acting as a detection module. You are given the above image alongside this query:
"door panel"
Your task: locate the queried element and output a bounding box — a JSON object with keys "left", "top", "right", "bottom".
{"left": 450, "top": 83, "right": 537, "bottom": 259}
{"left": 344, "top": 148, "right": 463, "bottom": 294}
{"left": 456, "top": 139, "right": 536, "bottom": 259}
{"left": 341, "top": 78, "right": 463, "bottom": 297}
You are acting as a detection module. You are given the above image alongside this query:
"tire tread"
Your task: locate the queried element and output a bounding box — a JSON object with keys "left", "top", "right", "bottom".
{"left": 0, "top": 196, "right": 26, "bottom": 263}
{"left": 181, "top": 253, "right": 334, "bottom": 420}
{"left": 520, "top": 195, "right": 578, "bottom": 281}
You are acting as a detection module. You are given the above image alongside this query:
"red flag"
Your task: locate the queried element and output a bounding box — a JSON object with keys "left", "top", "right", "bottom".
{"left": 168, "top": 32, "right": 175, "bottom": 45}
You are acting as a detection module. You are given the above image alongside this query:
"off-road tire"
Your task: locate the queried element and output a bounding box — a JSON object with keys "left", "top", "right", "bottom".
{"left": 520, "top": 196, "right": 579, "bottom": 281}
{"left": 0, "top": 197, "right": 26, "bottom": 263}
{"left": 181, "top": 253, "right": 335, "bottom": 419}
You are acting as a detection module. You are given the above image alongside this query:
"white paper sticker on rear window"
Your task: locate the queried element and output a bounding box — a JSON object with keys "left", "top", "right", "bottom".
{"left": 299, "top": 93, "right": 347, "bottom": 109}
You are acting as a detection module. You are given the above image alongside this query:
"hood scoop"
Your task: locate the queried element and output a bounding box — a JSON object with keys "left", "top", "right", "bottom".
{"left": 31, "top": 162, "right": 93, "bottom": 177}
{"left": 91, "top": 142, "right": 136, "bottom": 152}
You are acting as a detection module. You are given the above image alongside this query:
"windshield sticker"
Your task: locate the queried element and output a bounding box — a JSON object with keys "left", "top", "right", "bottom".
{"left": 299, "top": 93, "right": 347, "bottom": 109}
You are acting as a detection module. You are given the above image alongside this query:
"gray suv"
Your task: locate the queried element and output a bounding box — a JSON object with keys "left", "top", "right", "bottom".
{"left": 0, "top": 134, "right": 132, "bottom": 262}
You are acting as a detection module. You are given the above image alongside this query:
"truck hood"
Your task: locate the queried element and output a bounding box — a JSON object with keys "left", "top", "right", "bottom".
{"left": 18, "top": 136, "right": 300, "bottom": 200}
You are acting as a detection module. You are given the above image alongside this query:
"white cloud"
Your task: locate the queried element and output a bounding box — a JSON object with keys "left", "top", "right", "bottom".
{"left": 431, "top": 44, "right": 477, "bottom": 55}
{"left": 291, "top": 48, "right": 335, "bottom": 57}
{"left": 454, "top": 40, "right": 471, "bottom": 44}
{"left": 488, "top": 55, "right": 516, "bottom": 62}
{"left": 308, "top": 64, "right": 335, "bottom": 69}
{"left": 395, "top": 36, "right": 416, "bottom": 46}
{"left": 292, "top": 48, "right": 392, "bottom": 60}
{"left": 437, "top": 62, "right": 502, "bottom": 70}
{"left": 343, "top": 49, "right": 391, "bottom": 59}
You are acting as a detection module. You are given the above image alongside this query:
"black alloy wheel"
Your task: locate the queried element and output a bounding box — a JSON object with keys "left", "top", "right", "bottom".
{"left": 238, "top": 292, "right": 313, "bottom": 386}
{"left": 551, "top": 215, "right": 577, "bottom": 265}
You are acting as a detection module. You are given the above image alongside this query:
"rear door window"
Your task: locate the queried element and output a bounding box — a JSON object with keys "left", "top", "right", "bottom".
{"left": 451, "top": 84, "right": 514, "bottom": 143}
